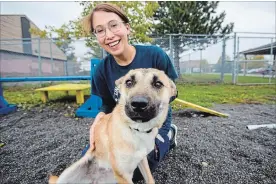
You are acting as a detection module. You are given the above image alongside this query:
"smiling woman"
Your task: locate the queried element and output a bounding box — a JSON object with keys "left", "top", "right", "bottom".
{"left": 79, "top": 2, "right": 179, "bottom": 183}
{"left": 82, "top": 3, "right": 134, "bottom": 64}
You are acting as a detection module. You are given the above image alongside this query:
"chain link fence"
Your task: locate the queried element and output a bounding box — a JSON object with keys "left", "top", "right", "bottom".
{"left": 0, "top": 37, "right": 102, "bottom": 78}
{"left": 150, "top": 34, "right": 227, "bottom": 83}
{"left": 232, "top": 32, "right": 276, "bottom": 85}
{"left": 1, "top": 33, "right": 275, "bottom": 85}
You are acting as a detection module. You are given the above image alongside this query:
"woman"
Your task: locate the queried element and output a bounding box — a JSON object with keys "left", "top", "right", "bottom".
{"left": 81, "top": 3, "right": 178, "bottom": 182}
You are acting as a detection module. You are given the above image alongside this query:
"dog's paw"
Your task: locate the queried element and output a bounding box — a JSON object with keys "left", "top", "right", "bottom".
{"left": 48, "top": 174, "right": 59, "bottom": 184}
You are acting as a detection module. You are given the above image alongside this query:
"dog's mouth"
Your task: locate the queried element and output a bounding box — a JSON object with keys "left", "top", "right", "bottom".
{"left": 130, "top": 117, "right": 152, "bottom": 123}
{"left": 124, "top": 95, "right": 162, "bottom": 123}
{"left": 129, "top": 126, "right": 153, "bottom": 133}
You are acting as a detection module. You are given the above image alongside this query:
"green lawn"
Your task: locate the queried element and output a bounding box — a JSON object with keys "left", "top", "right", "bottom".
{"left": 3, "top": 82, "right": 91, "bottom": 110}
{"left": 2, "top": 79, "right": 275, "bottom": 111}
{"left": 180, "top": 73, "right": 276, "bottom": 84}
{"left": 173, "top": 84, "right": 275, "bottom": 110}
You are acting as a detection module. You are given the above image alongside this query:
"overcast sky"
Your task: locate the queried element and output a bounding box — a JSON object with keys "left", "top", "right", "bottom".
{"left": 1, "top": 1, "right": 276, "bottom": 64}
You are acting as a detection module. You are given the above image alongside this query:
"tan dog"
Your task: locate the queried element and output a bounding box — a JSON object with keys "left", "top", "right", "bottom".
{"left": 49, "top": 68, "right": 177, "bottom": 184}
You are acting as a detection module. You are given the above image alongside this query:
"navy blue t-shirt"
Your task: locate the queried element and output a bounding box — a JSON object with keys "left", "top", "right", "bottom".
{"left": 92, "top": 44, "right": 178, "bottom": 113}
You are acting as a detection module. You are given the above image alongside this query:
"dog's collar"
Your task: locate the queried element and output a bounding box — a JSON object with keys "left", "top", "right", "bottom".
{"left": 129, "top": 127, "right": 153, "bottom": 133}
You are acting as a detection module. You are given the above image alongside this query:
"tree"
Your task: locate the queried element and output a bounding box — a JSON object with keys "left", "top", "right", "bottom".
{"left": 246, "top": 55, "right": 266, "bottom": 69}
{"left": 30, "top": 24, "right": 76, "bottom": 60}
{"left": 152, "top": 1, "right": 234, "bottom": 78}
{"left": 30, "top": 24, "right": 81, "bottom": 75}
{"left": 214, "top": 55, "right": 232, "bottom": 73}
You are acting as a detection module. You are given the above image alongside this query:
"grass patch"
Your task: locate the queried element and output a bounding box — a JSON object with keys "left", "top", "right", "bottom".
{"left": 180, "top": 73, "right": 276, "bottom": 84}
{"left": 171, "top": 83, "right": 275, "bottom": 110}
{"left": 2, "top": 81, "right": 275, "bottom": 112}
{"left": 3, "top": 82, "right": 91, "bottom": 110}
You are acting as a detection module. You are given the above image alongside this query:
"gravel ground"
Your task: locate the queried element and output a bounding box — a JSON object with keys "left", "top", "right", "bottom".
{"left": 0, "top": 103, "right": 275, "bottom": 184}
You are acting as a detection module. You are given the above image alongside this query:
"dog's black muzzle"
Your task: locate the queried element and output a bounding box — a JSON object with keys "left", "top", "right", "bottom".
{"left": 125, "top": 95, "right": 158, "bottom": 122}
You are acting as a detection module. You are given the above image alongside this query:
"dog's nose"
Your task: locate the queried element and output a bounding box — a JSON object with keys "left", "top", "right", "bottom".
{"left": 130, "top": 96, "right": 149, "bottom": 112}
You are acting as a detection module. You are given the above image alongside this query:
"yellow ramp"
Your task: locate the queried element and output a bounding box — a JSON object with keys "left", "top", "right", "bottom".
{"left": 35, "top": 84, "right": 90, "bottom": 91}
{"left": 175, "top": 98, "right": 229, "bottom": 118}
{"left": 35, "top": 83, "right": 90, "bottom": 104}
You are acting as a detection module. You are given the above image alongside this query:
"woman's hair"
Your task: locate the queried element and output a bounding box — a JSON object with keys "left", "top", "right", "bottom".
{"left": 81, "top": 3, "right": 129, "bottom": 35}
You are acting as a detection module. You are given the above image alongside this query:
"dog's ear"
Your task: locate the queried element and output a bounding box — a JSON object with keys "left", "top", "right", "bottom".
{"left": 169, "top": 79, "right": 177, "bottom": 97}
{"left": 115, "top": 76, "right": 124, "bottom": 87}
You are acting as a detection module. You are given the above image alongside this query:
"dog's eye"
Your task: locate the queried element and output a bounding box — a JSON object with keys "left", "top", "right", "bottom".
{"left": 153, "top": 81, "right": 163, "bottom": 89}
{"left": 125, "top": 80, "right": 133, "bottom": 88}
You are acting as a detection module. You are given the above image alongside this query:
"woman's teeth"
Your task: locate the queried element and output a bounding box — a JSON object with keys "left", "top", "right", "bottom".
{"left": 109, "top": 40, "right": 120, "bottom": 47}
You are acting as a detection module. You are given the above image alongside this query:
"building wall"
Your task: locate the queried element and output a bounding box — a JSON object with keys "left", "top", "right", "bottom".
{"left": 0, "top": 51, "right": 65, "bottom": 77}
{"left": 0, "top": 16, "right": 23, "bottom": 53}
{"left": 0, "top": 15, "right": 67, "bottom": 61}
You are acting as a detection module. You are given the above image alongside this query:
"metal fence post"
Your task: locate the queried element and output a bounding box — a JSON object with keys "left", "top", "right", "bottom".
{"left": 220, "top": 36, "right": 226, "bottom": 83}
{"left": 64, "top": 61, "right": 68, "bottom": 76}
{"left": 269, "top": 38, "right": 273, "bottom": 83}
{"left": 188, "top": 53, "right": 191, "bottom": 74}
{"left": 200, "top": 49, "right": 202, "bottom": 74}
{"left": 169, "top": 34, "right": 173, "bottom": 61}
{"left": 236, "top": 36, "right": 240, "bottom": 84}
{"left": 102, "top": 48, "right": 107, "bottom": 58}
{"left": 38, "top": 38, "right": 42, "bottom": 77}
{"left": 50, "top": 38, "right": 53, "bottom": 75}
{"left": 232, "top": 32, "right": 237, "bottom": 84}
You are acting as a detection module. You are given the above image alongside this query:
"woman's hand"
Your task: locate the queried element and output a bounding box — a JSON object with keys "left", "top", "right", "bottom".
{"left": 89, "top": 112, "right": 105, "bottom": 150}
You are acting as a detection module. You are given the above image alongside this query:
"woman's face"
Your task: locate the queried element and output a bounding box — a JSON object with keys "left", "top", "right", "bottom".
{"left": 92, "top": 11, "right": 130, "bottom": 57}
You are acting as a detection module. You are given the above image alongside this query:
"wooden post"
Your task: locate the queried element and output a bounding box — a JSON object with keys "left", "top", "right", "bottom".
{"left": 76, "top": 90, "right": 84, "bottom": 104}
{"left": 40, "top": 91, "right": 48, "bottom": 103}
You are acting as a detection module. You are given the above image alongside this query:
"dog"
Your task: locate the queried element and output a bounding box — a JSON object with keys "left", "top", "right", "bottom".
{"left": 49, "top": 68, "right": 177, "bottom": 184}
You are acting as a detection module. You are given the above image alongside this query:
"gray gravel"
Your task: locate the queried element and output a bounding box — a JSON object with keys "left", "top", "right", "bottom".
{"left": 0, "top": 103, "right": 275, "bottom": 184}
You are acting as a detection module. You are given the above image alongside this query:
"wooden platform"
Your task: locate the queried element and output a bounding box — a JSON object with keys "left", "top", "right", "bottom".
{"left": 35, "top": 83, "right": 91, "bottom": 104}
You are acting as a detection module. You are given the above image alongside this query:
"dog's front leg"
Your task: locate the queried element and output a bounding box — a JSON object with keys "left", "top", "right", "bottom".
{"left": 111, "top": 156, "right": 134, "bottom": 184}
{"left": 138, "top": 157, "right": 155, "bottom": 184}
{"left": 113, "top": 170, "right": 134, "bottom": 184}
{"left": 137, "top": 127, "right": 158, "bottom": 184}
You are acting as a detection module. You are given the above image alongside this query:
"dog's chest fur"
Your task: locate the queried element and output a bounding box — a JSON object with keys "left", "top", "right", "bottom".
{"left": 110, "top": 122, "right": 156, "bottom": 172}
{"left": 96, "top": 121, "right": 155, "bottom": 168}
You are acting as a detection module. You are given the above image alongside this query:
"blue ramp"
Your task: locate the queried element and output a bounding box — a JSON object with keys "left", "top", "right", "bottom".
{"left": 75, "top": 58, "right": 103, "bottom": 118}
{"left": 0, "top": 82, "right": 17, "bottom": 115}
{"left": 75, "top": 95, "right": 102, "bottom": 118}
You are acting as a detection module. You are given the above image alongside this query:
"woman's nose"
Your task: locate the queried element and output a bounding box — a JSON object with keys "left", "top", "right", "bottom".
{"left": 105, "top": 28, "right": 115, "bottom": 38}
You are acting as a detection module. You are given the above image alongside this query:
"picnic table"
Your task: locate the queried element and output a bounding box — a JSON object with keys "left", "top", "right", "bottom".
{"left": 35, "top": 83, "right": 90, "bottom": 104}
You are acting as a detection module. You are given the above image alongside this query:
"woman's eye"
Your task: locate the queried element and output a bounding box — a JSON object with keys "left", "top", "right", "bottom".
{"left": 111, "top": 23, "right": 118, "bottom": 28}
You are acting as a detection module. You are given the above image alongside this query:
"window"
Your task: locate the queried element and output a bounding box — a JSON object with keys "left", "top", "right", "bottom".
{"left": 21, "top": 17, "right": 32, "bottom": 54}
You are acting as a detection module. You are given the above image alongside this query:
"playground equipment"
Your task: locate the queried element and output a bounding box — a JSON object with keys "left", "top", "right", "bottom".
{"left": 75, "top": 59, "right": 102, "bottom": 118}
{"left": 0, "top": 58, "right": 228, "bottom": 118}
{"left": 35, "top": 83, "right": 91, "bottom": 104}
{"left": 0, "top": 83, "right": 17, "bottom": 115}
{"left": 0, "top": 59, "right": 100, "bottom": 116}
{"left": 175, "top": 98, "right": 228, "bottom": 117}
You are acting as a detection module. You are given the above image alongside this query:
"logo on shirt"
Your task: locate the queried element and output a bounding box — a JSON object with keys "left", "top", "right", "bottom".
{"left": 113, "top": 86, "right": 120, "bottom": 103}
